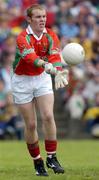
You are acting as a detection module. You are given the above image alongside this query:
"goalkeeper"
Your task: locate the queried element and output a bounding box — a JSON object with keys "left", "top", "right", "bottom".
{"left": 11, "top": 4, "right": 68, "bottom": 177}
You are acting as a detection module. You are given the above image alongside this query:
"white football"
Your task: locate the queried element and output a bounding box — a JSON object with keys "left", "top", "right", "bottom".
{"left": 62, "top": 42, "right": 85, "bottom": 65}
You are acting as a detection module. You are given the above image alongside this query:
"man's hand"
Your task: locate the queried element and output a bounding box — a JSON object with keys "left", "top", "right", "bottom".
{"left": 36, "top": 59, "right": 57, "bottom": 74}
{"left": 43, "top": 63, "right": 57, "bottom": 74}
{"left": 55, "top": 70, "right": 68, "bottom": 90}
{"left": 36, "top": 59, "right": 68, "bottom": 89}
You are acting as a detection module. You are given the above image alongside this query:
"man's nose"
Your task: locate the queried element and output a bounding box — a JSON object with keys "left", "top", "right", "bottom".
{"left": 40, "top": 17, "right": 45, "bottom": 21}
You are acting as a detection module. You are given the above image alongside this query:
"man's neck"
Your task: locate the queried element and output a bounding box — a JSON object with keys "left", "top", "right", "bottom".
{"left": 33, "top": 30, "right": 42, "bottom": 38}
{"left": 26, "top": 25, "right": 46, "bottom": 40}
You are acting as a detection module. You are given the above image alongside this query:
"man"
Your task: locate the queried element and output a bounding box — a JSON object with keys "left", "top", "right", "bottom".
{"left": 11, "top": 4, "right": 68, "bottom": 176}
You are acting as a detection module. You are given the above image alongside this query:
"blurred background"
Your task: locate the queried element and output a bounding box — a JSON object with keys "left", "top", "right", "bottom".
{"left": 0, "top": 0, "right": 99, "bottom": 140}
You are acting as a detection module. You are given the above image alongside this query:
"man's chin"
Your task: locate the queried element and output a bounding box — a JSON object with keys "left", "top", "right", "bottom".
{"left": 39, "top": 25, "right": 45, "bottom": 29}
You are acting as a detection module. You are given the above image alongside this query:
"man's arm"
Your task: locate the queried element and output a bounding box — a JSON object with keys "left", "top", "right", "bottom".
{"left": 46, "top": 30, "right": 69, "bottom": 89}
{"left": 16, "top": 35, "right": 40, "bottom": 66}
{"left": 16, "top": 34, "right": 56, "bottom": 73}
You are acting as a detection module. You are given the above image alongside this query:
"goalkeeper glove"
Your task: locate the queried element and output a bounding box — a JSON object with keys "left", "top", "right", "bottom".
{"left": 36, "top": 59, "right": 57, "bottom": 74}
{"left": 43, "top": 63, "right": 57, "bottom": 74}
{"left": 55, "top": 69, "right": 68, "bottom": 90}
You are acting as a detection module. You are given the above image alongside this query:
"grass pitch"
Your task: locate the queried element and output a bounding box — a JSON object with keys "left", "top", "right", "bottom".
{"left": 0, "top": 140, "right": 99, "bottom": 180}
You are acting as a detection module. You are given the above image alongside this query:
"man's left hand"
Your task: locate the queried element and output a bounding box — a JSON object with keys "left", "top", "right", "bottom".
{"left": 55, "top": 70, "right": 69, "bottom": 90}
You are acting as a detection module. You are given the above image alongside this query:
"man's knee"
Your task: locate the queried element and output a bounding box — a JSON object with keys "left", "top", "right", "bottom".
{"left": 42, "top": 112, "right": 54, "bottom": 122}
{"left": 26, "top": 121, "right": 36, "bottom": 131}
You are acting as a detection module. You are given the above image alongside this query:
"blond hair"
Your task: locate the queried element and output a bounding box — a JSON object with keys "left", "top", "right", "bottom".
{"left": 27, "top": 4, "right": 45, "bottom": 17}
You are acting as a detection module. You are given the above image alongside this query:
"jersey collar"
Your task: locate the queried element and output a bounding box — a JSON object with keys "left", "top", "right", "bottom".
{"left": 26, "top": 25, "right": 47, "bottom": 40}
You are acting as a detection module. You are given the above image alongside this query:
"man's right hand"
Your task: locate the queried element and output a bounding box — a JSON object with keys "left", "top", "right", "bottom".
{"left": 43, "top": 63, "right": 57, "bottom": 74}
{"left": 36, "top": 59, "right": 57, "bottom": 74}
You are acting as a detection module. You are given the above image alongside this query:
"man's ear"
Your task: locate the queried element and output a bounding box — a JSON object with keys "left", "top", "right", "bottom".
{"left": 26, "top": 16, "right": 31, "bottom": 24}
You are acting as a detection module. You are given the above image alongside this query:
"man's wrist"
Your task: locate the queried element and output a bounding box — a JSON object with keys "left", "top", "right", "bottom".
{"left": 34, "top": 59, "right": 46, "bottom": 67}
{"left": 42, "top": 62, "right": 48, "bottom": 68}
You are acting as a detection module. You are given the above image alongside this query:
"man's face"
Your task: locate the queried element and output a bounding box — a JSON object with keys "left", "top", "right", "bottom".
{"left": 29, "top": 9, "right": 47, "bottom": 34}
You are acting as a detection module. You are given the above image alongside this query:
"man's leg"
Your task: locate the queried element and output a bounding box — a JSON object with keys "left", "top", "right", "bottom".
{"left": 36, "top": 94, "right": 64, "bottom": 174}
{"left": 18, "top": 100, "right": 48, "bottom": 176}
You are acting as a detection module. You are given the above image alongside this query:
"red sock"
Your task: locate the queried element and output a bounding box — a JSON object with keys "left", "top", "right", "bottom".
{"left": 27, "top": 141, "right": 41, "bottom": 160}
{"left": 45, "top": 140, "right": 57, "bottom": 155}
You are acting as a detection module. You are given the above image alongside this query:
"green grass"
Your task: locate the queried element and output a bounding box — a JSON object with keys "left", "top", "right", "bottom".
{"left": 0, "top": 140, "right": 99, "bottom": 180}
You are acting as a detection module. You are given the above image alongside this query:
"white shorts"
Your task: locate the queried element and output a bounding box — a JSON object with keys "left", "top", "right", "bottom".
{"left": 11, "top": 72, "right": 53, "bottom": 104}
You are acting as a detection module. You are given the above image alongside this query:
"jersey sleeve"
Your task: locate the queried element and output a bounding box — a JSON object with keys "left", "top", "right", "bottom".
{"left": 47, "top": 31, "right": 63, "bottom": 71}
{"left": 16, "top": 34, "right": 40, "bottom": 66}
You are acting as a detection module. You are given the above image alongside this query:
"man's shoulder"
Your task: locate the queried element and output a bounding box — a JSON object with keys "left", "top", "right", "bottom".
{"left": 17, "top": 29, "right": 27, "bottom": 38}
{"left": 46, "top": 28, "right": 56, "bottom": 36}
{"left": 16, "top": 29, "right": 28, "bottom": 43}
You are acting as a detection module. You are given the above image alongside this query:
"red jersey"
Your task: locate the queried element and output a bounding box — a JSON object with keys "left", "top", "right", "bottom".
{"left": 13, "top": 25, "right": 62, "bottom": 76}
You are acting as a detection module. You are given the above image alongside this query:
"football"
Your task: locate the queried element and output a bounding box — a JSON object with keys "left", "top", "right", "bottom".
{"left": 62, "top": 42, "right": 85, "bottom": 65}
